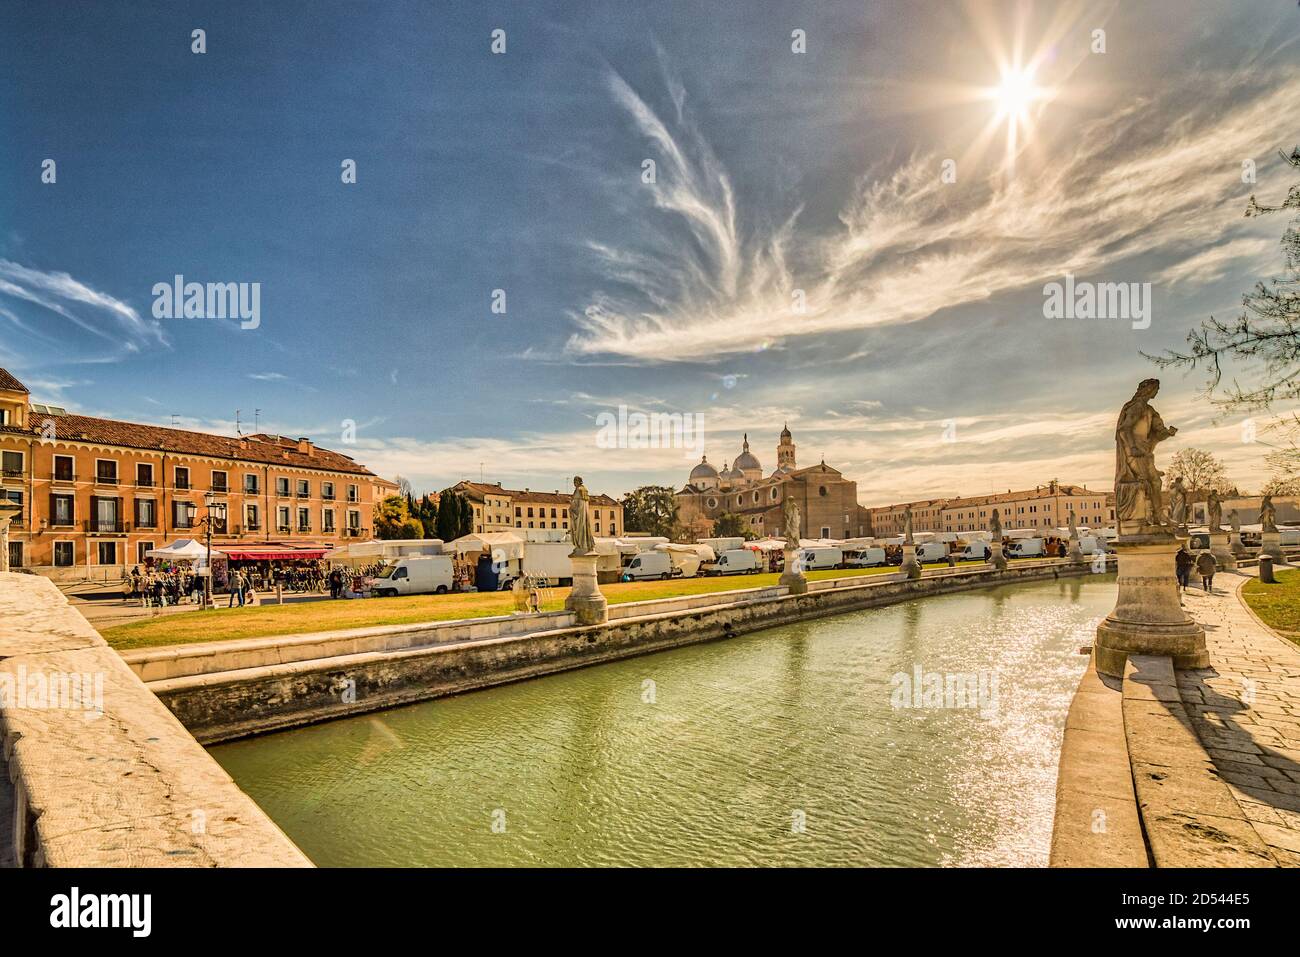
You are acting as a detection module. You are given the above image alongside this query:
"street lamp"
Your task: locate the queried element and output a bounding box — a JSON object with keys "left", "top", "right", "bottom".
{"left": 187, "top": 493, "right": 226, "bottom": 609}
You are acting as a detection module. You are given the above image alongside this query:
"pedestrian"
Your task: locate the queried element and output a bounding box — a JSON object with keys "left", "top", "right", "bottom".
{"left": 1175, "top": 546, "right": 1193, "bottom": 592}
{"left": 1056, "top": 540, "right": 1067, "bottom": 559}
{"left": 1195, "top": 550, "right": 1217, "bottom": 593}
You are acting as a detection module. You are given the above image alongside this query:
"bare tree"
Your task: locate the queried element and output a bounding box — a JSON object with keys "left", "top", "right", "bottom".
{"left": 1166, "top": 447, "right": 1235, "bottom": 496}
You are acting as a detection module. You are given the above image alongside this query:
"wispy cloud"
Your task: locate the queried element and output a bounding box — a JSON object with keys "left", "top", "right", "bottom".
{"left": 567, "top": 64, "right": 1300, "bottom": 362}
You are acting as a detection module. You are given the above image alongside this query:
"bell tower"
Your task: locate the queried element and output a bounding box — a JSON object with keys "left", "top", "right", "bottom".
{"left": 777, "top": 422, "right": 796, "bottom": 471}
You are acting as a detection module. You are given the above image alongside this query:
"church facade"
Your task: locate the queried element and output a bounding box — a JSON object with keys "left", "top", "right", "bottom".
{"left": 675, "top": 426, "right": 872, "bottom": 540}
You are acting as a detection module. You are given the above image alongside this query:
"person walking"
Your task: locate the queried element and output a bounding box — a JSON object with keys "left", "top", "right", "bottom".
{"left": 1175, "top": 546, "right": 1193, "bottom": 592}
{"left": 1195, "top": 550, "right": 1217, "bottom": 593}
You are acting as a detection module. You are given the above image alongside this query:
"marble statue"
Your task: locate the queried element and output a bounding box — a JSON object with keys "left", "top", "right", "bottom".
{"left": 989, "top": 508, "right": 1002, "bottom": 540}
{"left": 568, "top": 476, "right": 595, "bottom": 554}
{"left": 1068, "top": 506, "right": 1079, "bottom": 539}
{"left": 1230, "top": 512, "right": 1241, "bottom": 535}
{"left": 1167, "top": 476, "right": 1188, "bottom": 527}
{"left": 903, "top": 505, "right": 914, "bottom": 544}
{"left": 1261, "top": 494, "right": 1278, "bottom": 534}
{"left": 782, "top": 495, "right": 801, "bottom": 550}
{"left": 1207, "top": 489, "right": 1223, "bottom": 533}
{"left": 1114, "top": 378, "right": 1178, "bottom": 535}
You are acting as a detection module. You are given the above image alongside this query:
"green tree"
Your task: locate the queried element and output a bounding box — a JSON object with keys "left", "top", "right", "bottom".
{"left": 620, "top": 485, "right": 679, "bottom": 538}
{"left": 712, "top": 512, "right": 752, "bottom": 539}
{"left": 435, "top": 491, "right": 459, "bottom": 541}
{"left": 374, "top": 495, "right": 415, "bottom": 540}
{"left": 457, "top": 494, "right": 474, "bottom": 537}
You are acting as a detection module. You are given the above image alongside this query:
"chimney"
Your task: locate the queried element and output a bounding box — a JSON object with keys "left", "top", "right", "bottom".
{"left": 297, "top": 437, "right": 313, "bottom": 455}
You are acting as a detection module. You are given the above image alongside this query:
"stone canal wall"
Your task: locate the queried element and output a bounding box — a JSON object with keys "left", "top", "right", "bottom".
{"left": 0, "top": 572, "right": 312, "bottom": 867}
{"left": 140, "top": 558, "right": 1111, "bottom": 744}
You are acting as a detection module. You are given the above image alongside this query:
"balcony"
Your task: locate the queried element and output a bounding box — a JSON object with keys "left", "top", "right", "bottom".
{"left": 135, "top": 478, "right": 155, "bottom": 488}
{"left": 344, "top": 527, "right": 368, "bottom": 537}
{"left": 246, "top": 522, "right": 261, "bottom": 532}
{"left": 2, "top": 468, "right": 23, "bottom": 480}
{"left": 175, "top": 481, "right": 191, "bottom": 491}
{"left": 277, "top": 524, "right": 292, "bottom": 534}
{"left": 297, "top": 524, "right": 312, "bottom": 533}
{"left": 85, "top": 519, "right": 129, "bottom": 534}
{"left": 52, "top": 471, "right": 75, "bottom": 484}
{"left": 211, "top": 483, "right": 229, "bottom": 494}
{"left": 94, "top": 474, "right": 119, "bottom": 487}
{"left": 321, "top": 492, "right": 335, "bottom": 501}
{"left": 244, "top": 485, "right": 260, "bottom": 496}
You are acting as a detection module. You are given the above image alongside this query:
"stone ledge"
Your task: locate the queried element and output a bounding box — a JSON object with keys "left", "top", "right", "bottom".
{"left": 0, "top": 573, "right": 312, "bottom": 868}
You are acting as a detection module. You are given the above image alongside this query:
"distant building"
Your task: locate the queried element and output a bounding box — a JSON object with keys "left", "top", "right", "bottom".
{"left": 675, "top": 426, "right": 872, "bottom": 539}
{"left": 0, "top": 368, "right": 387, "bottom": 580}
{"left": 867, "top": 481, "right": 1115, "bottom": 536}
{"left": 445, "top": 481, "right": 623, "bottom": 537}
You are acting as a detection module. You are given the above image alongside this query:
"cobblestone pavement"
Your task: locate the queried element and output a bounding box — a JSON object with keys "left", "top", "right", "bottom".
{"left": 1177, "top": 569, "right": 1300, "bottom": 866}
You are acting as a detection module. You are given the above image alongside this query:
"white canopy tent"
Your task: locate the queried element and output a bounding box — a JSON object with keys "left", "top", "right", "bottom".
{"left": 146, "top": 539, "right": 225, "bottom": 562}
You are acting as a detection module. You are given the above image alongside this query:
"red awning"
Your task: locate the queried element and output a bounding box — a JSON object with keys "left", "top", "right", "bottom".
{"left": 222, "top": 549, "right": 328, "bottom": 561}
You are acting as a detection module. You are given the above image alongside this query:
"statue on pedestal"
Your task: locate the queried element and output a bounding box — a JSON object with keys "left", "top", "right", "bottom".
{"left": 1068, "top": 506, "right": 1079, "bottom": 539}
{"left": 568, "top": 476, "right": 595, "bottom": 555}
{"left": 1261, "top": 494, "right": 1278, "bottom": 533}
{"left": 782, "top": 495, "right": 801, "bottom": 551}
{"left": 989, "top": 508, "right": 1002, "bottom": 540}
{"left": 1114, "top": 379, "right": 1178, "bottom": 536}
{"left": 1167, "top": 476, "right": 1188, "bottom": 528}
{"left": 903, "top": 505, "right": 915, "bottom": 545}
{"left": 1207, "top": 489, "right": 1223, "bottom": 533}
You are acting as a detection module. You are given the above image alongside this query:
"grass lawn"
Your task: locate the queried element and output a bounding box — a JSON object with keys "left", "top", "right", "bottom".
{"left": 99, "top": 564, "right": 909, "bottom": 651}
{"left": 1243, "top": 568, "right": 1300, "bottom": 645}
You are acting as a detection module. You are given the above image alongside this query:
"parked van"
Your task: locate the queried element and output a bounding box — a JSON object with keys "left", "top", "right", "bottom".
{"left": 622, "top": 551, "right": 678, "bottom": 581}
{"left": 372, "top": 555, "right": 454, "bottom": 596}
{"left": 1007, "top": 538, "right": 1046, "bottom": 559}
{"left": 845, "top": 547, "right": 888, "bottom": 567}
{"left": 1076, "top": 535, "right": 1106, "bottom": 556}
{"left": 798, "top": 546, "right": 843, "bottom": 571}
{"left": 703, "top": 548, "right": 760, "bottom": 576}
{"left": 959, "top": 542, "right": 992, "bottom": 561}
{"left": 914, "top": 542, "right": 948, "bottom": 563}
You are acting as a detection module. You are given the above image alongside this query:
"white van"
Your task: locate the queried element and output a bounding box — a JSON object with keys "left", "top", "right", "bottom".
{"left": 798, "top": 546, "right": 843, "bottom": 571}
{"left": 372, "top": 555, "right": 454, "bottom": 596}
{"left": 845, "top": 547, "right": 887, "bottom": 567}
{"left": 959, "top": 542, "right": 991, "bottom": 561}
{"left": 1076, "top": 536, "right": 1106, "bottom": 556}
{"left": 914, "top": 542, "right": 948, "bottom": 563}
{"left": 703, "top": 548, "right": 760, "bottom": 576}
{"left": 622, "top": 551, "right": 678, "bottom": 581}
{"left": 1007, "top": 538, "right": 1046, "bottom": 559}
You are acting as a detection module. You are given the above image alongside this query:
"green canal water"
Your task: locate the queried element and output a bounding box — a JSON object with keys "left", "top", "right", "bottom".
{"left": 211, "top": 575, "right": 1115, "bottom": 867}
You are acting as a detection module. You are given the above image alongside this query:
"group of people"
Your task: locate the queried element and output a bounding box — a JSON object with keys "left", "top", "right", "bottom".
{"left": 124, "top": 566, "right": 203, "bottom": 607}
{"left": 1175, "top": 545, "right": 1220, "bottom": 593}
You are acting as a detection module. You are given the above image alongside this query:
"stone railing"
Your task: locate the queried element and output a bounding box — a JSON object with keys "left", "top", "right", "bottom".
{"left": 0, "top": 573, "right": 311, "bottom": 867}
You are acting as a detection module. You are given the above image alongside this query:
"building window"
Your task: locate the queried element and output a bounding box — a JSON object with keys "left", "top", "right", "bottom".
{"left": 135, "top": 498, "right": 157, "bottom": 529}
{"left": 278, "top": 507, "right": 291, "bottom": 532}
{"left": 136, "top": 541, "right": 154, "bottom": 564}
{"left": 323, "top": 509, "right": 336, "bottom": 533}
{"left": 246, "top": 504, "right": 260, "bottom": 530}
{"left": 51, "top": 494, "right": 74, "bottom": 526}
{"left": 515, "top": 506, "right": 521, "bottom": 517}
{"left": 322, "top": 481, "right": 335, "bottom": 501}
{"left": 54, "top": 541, "right": 74, "bottom": 567}
{"left": 2, "top": 450, "right": 23, "bottom": 477}
{"left": 211, "top": 470, "right": 228, "bottom": 492}
{"left": 172, "top": 500, "right": 192, "bottom": 529}
{"left": 96, "top": 460, "right": 118, "bottom": 485}
{"left": 53, "top": 455, "right": 74, "bottom": 481}
{"left": 97, "top": 541, "right": 118, "bottom": 565}
{"left": 136, "top": 463, "right": 154, "bottom": 487}
{"left": 347, "top": 509, "right": 360, "bottom": 530}
{"left": 297, "top": 479, "right": 310, "bottom": 497}
{"left": 297, "top": 507, "right": 310, "bottom": 532}
{"left": 174, "top": 466, "right": 190, "bottom": 490}
{"left": 347, "top": 484, "right": 359, "bottom": 503}
{"left": 244, "top": 473, "right": 260, "bottom": 494}
{"left": 276, "top": 477, "right": 290, "bottom": 497}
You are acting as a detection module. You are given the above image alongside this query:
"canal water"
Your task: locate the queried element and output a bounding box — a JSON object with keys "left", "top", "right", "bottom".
{"left": 211, "top": 574, "right": 1115, "bottom": 867}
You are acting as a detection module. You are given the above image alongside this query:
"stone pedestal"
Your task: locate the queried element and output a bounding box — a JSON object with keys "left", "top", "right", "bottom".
{"left": 1208, "top": 531, "right": 1236, "bottom": 569}
{"left": 778, "top": 547, "right": 808, "bottom": 594}
{"left": 1067, "top": 537, "right": 1085, "bottom": 563}
{"left": 989, "top": 540, "right": 1007, "bottom": 571}
{"left": 1230, "top": 531, "right": 1248, "bottom": 558}
{"left": 564, "top": 552, "right": 607, "bottom": 625}
{"left": 1094, "top": 534, "right": 1208, "bottom": 678}
{"left": 0, "top": 503, "right": 19, "bottom": 573}
{"left": 1260, "top": 530, "right": 1287, "bottom": 564}
{"left": 899, "top": 543, "right": 921, "bottom": 580}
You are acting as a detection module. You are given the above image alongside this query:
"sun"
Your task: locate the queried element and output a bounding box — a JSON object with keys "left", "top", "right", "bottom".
{"left": 993, "top": 66, "right": 1041, "bottom": 122}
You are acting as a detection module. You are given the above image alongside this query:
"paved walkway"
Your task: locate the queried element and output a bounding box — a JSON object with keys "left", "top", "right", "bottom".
{"left": 1177, "top": 568, "right": 1300, "bottom": 866}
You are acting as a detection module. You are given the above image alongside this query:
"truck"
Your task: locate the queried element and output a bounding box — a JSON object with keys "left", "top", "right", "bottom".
{"left": 371, "top": 555, "right": 455, "bottom": 597}
{"left": 914, "top": 542, "right": 949, "bottom": 563}
{"left": 844, "top": 547, "right": 888, "bottom": 567}
{"left": 1006, "top": 538, "right": 1046, "bottom": 559}
{"left": 621, "top": 550, "right": 678, "bottom": 581}
{"left": 519, "top": 541, "right": 574, "bottom": 586}
{"left": 959, "top": 542, "right": 992, "bottom": 561}
{"left": 797, "top": 546, "right": 843, "bottom": 571}
{"left": 702, "top": 548, "right": 760, "bottom": 576}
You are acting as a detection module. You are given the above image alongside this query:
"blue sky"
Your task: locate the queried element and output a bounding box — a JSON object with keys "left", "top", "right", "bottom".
{"left": 2, "top": 0, "right": 1299, "bottom": 504}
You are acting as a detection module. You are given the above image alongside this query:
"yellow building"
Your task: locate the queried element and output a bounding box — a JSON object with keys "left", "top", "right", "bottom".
{"left": 446, "top": 481, "right": 623, "bottom": 537}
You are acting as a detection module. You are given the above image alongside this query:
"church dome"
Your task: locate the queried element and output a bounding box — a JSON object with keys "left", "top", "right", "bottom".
{"left": 732, "top": 433, "right": 762, "bottom": 474}
{"left": 689, "top": 455, "right": 719, "bottom": 481}
{"left": 780, "top": 422, "right": 792, "bottom": 440}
